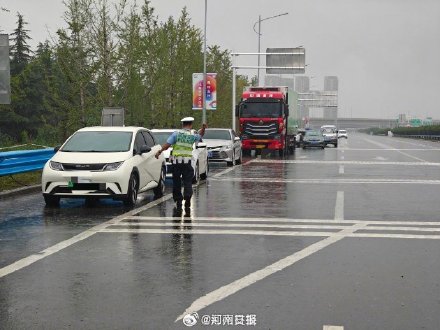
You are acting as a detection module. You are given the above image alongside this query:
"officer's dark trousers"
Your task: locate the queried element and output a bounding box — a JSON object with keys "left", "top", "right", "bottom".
{"left": 172, "top": 162, "right": 194, "bottom": 202}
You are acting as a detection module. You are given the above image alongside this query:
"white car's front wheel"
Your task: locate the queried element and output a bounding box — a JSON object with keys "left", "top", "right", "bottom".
{"left": 227, "top": 152, "right": 235, "bottom": 167}
{"left": 236, "top": 150, "right": 242, "bottom": 165}
{"left": 192, "top": 163, "right": 200, "bottom": 184}
{"left": 123, "top": 173, "right": 138, "bottom": 207}
{"left": 43, "top": 194, "right": 60, "bottom": 207}
{"left": 153, "top": 167, "right": 166, "bottom": 198}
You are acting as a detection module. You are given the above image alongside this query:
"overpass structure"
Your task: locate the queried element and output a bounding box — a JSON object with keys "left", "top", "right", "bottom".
{"left": 307, "top": 117, "right": 398, "bottom": 130}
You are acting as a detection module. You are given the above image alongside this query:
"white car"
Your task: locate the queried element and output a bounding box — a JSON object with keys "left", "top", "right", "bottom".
{"left": 338, "top": 129, "right": 348, "bottom": 139}
{"left": 150, "top": 129, "right": 208, "bottom": 182}
{"left": 204, "top": 128, "right": 242, "bottom": 166}
{"left": 321, "top": 125, "right": 338, "bottom": 148}
{"left": 42, "top": 127, "right": 166, "bottom": 207}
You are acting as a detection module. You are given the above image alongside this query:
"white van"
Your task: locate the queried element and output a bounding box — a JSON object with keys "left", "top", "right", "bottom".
{"left": 320, "top": 125, "right": 338, "bottom": 148}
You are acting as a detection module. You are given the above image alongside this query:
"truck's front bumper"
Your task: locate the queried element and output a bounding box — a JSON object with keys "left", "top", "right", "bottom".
{"left": 242, "top": 139, "right": 284, "bottom": 150}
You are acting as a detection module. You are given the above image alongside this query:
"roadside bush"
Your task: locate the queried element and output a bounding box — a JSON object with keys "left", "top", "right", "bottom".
{"left": 392, "top": 125, "right": 440, "bottom": 136}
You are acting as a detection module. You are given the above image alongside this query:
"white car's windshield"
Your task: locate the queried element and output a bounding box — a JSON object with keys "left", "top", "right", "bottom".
{"left": 61, "top": 131, "right": 133, "bottom": 152}
{"left": 152, "top": 132, "right": 173, "bottom": 145}
{"left": 204, "top": 130, "right": 231, "bottom": 140}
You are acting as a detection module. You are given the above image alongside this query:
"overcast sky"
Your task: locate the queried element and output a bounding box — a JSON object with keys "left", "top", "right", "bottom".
{"left": 1, "top": 0, "right": 439, "bottom": 119}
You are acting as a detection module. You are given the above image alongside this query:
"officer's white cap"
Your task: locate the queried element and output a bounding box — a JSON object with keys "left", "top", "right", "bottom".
{"left": 181, "top": 117, "right": 195, "bottom": 122}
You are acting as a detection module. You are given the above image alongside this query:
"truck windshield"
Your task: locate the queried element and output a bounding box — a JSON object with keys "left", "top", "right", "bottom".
{"left": 240, "top": 102, "right": 282, "bottom": 118}
{"left": 61, "top": 131, "right": 133, "bottom": 152}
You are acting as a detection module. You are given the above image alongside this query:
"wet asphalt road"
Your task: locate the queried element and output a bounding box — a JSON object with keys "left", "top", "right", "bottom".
{"left": 1, "top": 133, "right": 440, "bottom": 330}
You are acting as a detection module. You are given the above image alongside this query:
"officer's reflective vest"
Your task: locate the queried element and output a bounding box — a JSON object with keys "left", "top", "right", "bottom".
{"left": 172, "top": 129, "right": 196, "bottom": 159}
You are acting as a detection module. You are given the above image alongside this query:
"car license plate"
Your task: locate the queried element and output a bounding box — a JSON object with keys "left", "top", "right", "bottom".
{"left": 69, "top": 177, "right": 91, "bottom": 186}
{"left": 256, "top": 145, "right": 265, "bottom": 149}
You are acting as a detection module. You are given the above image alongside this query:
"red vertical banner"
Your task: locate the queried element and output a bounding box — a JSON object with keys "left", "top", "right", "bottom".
{"left": 192, "top": 73, "right": 217, "bottom": 110}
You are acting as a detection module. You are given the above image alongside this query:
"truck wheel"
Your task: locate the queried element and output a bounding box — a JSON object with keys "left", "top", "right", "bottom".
{"left": 279, "top": 149, "right": 284, "bottom": 157}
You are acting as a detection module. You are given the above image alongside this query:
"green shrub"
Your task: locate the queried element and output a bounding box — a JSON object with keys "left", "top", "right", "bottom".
{"left": 392, "top": 125, "right": 440, "bottom": 136}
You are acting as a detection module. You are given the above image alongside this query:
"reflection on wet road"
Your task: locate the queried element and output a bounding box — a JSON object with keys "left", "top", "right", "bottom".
{"left": 1, "top": 133, "right": 440, "bottom": 329}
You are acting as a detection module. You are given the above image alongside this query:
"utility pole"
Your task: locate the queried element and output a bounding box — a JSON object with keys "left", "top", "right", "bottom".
{"left": 253, "top": 12, "right": 288, "bottom": 86}
{"left": 202, "top": 0, "right": 208, "bottom": 124}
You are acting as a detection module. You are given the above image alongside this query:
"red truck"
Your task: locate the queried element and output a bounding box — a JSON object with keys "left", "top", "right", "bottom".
{"left": 236, "top": 86, "right": 296, "bottom": 156}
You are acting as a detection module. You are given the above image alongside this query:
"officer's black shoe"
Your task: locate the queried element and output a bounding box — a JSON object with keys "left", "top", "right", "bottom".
{"left": 173, "top": 207, "right": 183, "bottom": 217}
{"left": 184, "top": 199, "right": 191, "bottom": 208}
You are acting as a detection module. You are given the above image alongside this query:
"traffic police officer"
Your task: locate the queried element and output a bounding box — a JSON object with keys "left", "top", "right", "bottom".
{"left": 155, "top": 117, "right": 206, "bottom": 209}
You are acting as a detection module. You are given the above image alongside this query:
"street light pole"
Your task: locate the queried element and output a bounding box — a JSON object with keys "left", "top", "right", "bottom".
{"left": 202, "top": 0, "right": 208, "bottom": 125}
{"left": 257, "top": 15, "right": 261, "bottom": 85}
{"left": 253, "top": 12, "right": 288, "bottom": 86}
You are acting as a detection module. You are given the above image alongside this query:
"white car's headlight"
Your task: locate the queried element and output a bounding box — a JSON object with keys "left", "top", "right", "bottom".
{"left": 221, "top": 145, "right": 232, "bottom": 151}
{"left": 102, "top": 161, "right": 124, "bottom": 171}
{"left": 49, "top": 161, "right": 64, "bottom": 171}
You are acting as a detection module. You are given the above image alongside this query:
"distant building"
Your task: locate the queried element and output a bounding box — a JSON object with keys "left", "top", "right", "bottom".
{"left": 398, "top": 114, "right": 407, "bottom": 126}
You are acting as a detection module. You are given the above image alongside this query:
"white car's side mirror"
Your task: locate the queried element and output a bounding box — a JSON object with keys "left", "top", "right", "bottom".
{"left": 197, "top": 143, "right": 207, "bottom": 149}
{"left": 234, "top": 137, "right": 241, "bottom": 142}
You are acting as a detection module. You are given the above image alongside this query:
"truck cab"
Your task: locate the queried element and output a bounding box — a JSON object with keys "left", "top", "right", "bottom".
{"left": 236, "top": 87, "right": 295, "bottom": 156}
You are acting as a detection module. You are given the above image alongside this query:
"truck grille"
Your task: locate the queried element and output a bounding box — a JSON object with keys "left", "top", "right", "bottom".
{"left": 243, "top": 122, "right": 278, "bottom": 138}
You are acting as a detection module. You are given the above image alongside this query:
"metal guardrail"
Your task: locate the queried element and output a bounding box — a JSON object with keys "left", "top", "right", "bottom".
{"left": 394, "top": 135, "right": 440, "bottom": 141}
{"left": 0, "top": 149, "right": 55, "bottom": 177}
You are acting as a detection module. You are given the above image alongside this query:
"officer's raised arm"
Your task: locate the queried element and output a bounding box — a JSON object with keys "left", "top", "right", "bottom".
{"left": 198, "top": 123, "right": 207, "bottom": 137}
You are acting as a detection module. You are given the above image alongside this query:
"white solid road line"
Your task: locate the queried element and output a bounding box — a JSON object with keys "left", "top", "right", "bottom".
{"left": 339, "top": 165, "right": 344, "bottom": 174}
{"left": 329, "top": 148, "right": 440, "bottom": 151}
{"left": 323, "top": 326, "right": 344, "bottom": 330}
{"left": 252, "top": 159, "right": 440, "bottom": 166}
{"left": 110, "top": 222, "right": 349, "bottom": 230}
{"left": 175, "top": 223, "right": 368, "bottom": 322}
{"left": 212, "top": 177, "right": 440, "bottom": 185}
{"left": 124, "top": 216, "right": 356, "bottom": 224}
{"left": 102, "top": 228, "right": 339, "bottom": 237}
{"left": 0, "top": 193, "right": 174, "bottom": 279}
{"left": 101, "top": 228, "right": 440, "bottom": 240}
{"left": 363, "top": 138, "right": 428, "bottom": 162}
{"left": 334, "top": 191, "right": 344, "bottom": 220}
{"left": 123, "top": 216, "right": 440, "bottom": 226}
